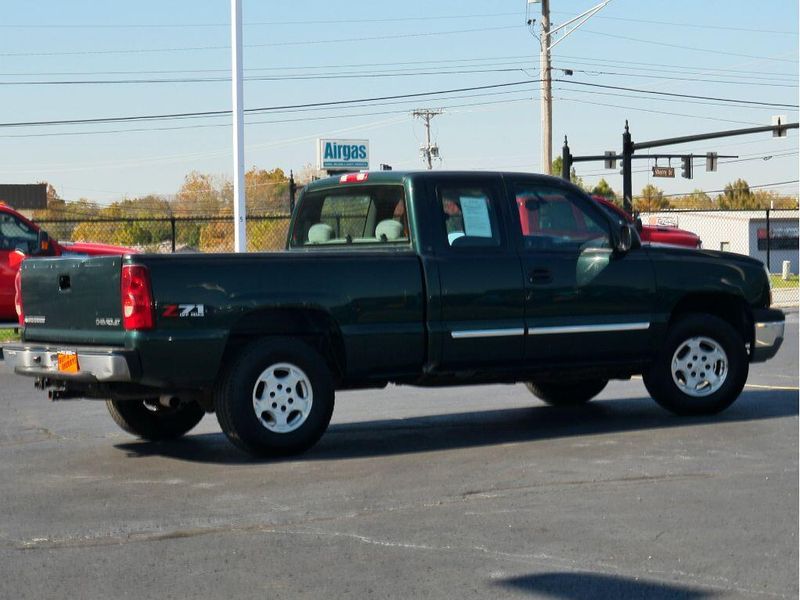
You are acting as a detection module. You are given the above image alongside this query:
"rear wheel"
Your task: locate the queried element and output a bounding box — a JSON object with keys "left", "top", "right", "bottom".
{"left": 214, "top": 338, "right": 335, "bottom": 457}
{"left": 106, "top": 398, "right": 205, "bottom": 441}
{"left": 643, "top": 313, "right": 748, "bottom": 415}
{"left": 525, "top": 379, "right": 608, "bottom": 406}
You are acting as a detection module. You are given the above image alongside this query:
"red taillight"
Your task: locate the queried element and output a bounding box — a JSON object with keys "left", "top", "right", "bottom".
{"left": 339, "top": 172, "right": 368, "bottom": 183}
{"left": 14, "top": 270, "right": 23, "bottom": 326}
{"left": 121, "top": 265, "right": 154, "bottom": 330}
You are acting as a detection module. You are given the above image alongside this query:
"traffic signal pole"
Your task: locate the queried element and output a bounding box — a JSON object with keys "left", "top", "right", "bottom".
{"left": 562, "top": 120, "right": 798, "bottom": 214}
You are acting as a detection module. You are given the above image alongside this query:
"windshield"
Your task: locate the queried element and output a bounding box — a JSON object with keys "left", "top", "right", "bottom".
{"left": 290, "top": 184, "right": 409, "bottom": 248}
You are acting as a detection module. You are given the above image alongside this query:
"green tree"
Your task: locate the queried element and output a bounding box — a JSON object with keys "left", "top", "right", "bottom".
{"left": 670, "top": 189, "right": 713, "bottom": 209}
{"left": 718, "top": 178, "right": 756, "bottom": 209}
{"left": 634, "top": 184, "right": 670, "bottom": 212}
{"left": 551, "top": 157, "right": 585, "bottom": 189}
{"left": 590, "top": 179, "right": 616, "bottom": 201}
{"left": 245, "top": 167, "right": 290, "bottom": 214}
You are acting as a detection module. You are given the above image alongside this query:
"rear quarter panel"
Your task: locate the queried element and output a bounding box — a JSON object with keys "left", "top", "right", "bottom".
{"left": 131, "top": 251, "right": 425, "bottom": 387}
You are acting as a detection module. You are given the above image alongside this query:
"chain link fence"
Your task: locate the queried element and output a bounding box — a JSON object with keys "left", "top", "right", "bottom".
{"left": 33, "top": 208, "right": 799, "bottom": 307}
{"left": 34, "top": 214, "right": 292, "bottom": 253}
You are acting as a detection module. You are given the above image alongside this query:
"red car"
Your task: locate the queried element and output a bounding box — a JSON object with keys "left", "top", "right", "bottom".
{"left": 592, "top": 196, "right": 702, "bottom": 249}
{"left": 0, "top": 202, "right": 135, "bottom": 322}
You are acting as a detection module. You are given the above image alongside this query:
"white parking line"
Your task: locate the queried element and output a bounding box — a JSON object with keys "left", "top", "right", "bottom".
{"left": 744, "top": 383, "right": 799, "bottom": 391}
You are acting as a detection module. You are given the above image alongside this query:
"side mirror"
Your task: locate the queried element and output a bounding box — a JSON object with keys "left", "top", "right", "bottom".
{"left": 36, "top": 229, "right": 52, "bottom": 255}
{"left": 634, "top": 216, "right": 643, "bottom": 233}
{"left": 614, "top": 223, "right": 633, "bottom": 254}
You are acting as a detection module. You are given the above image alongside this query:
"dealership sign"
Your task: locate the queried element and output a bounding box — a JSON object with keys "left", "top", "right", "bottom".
{"left": 317, "top": 139, "right": 369, "bottom": 170}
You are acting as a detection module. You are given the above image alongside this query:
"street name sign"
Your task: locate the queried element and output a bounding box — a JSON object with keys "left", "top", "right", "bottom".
{"left": 652, "top": 166, "right": 675, "bottom": 178}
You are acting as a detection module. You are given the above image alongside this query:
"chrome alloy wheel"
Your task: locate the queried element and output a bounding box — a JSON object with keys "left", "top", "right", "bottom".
{"left": 252, "top": 362, "right": 314, "bottom": 433}
{"left": 670, "top": 336, "right": 729, "bottom": 397}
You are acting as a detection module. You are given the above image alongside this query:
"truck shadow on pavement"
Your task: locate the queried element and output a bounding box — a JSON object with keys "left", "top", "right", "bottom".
{"left": 495, "top": 572, "right": 719, "bottom": 599}
{"left": 115, "top": 389, "right": 798, "bottom": 464}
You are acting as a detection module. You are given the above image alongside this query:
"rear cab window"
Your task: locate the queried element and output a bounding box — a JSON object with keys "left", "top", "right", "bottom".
{"left": 290, "top": 184, "right": 409, "bottom": 249}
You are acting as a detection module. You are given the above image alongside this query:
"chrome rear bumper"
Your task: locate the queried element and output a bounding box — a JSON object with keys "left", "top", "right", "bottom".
{"left": 3, "top": 344, "right": 133, "bottom": 382}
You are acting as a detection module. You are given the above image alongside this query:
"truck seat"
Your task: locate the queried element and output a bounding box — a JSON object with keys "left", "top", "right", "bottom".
{"left": 307, "top": 223, "right": 334, "bottom": 244}
{"left": 375, "top": 219, "right": 404, "bottom": 241}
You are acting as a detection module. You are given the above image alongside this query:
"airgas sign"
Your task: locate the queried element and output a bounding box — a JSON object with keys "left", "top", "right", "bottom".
{"left": 317, "top": 139, "right": 369, "bottom": 170}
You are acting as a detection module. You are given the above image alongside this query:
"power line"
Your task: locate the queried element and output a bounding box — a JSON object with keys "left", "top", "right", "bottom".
{"left": 555, "top": 69, "right": 797, "bottom": 88}
{"left": 553, "top": 86, "right": 798, "bottom": 112}
{"left": 554, "top": 79, "right": 799, "bottom": 108}
{"left": 2, "top": 78, "right": 792, "bottom": 131}
{"left": 0, "top": 25, "right": 520, "bottom": 57}
{"left": 0, "top": 81, "right": 541, "bottom": 128}
{"left": 551, "top": 11, "right": 798, "bottom": 35}
{"left": 0, "top": 67, "right": 533, "bottom": 87}
{"left": 580, "top": 29, "right": 798, "bottom": 64}
{"left": 0, "top": 55, "right": 534, "bottom": 77}
{"left": 555, "top": 54, "right": 797, "bottom": 78}
{"left": 555, "top": 96, "right": 764, "bottom": 126}
{"left": 660, "top": 180, "right": 799, "bottom": 198}
{"left": 0, "top": 96, "right": 535, "bottom": 139}
{"left": 4, "top": 54, "right": 795, "bottom": 80}
{"left": 0, "top": 11, "right": 521, "bottom": 29}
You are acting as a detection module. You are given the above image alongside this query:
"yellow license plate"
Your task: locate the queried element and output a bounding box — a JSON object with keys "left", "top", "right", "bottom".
{"left": 57, "top": 352, "right": 79, "bottom": 373}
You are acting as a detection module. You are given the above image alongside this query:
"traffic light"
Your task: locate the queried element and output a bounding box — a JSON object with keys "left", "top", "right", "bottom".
{"left": 681, "top": 156, "right": 693, "bottom": 179}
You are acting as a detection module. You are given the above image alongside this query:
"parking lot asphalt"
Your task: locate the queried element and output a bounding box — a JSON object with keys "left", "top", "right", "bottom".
{"left": 0, "top": 312, "right": 797, "bottom": 600}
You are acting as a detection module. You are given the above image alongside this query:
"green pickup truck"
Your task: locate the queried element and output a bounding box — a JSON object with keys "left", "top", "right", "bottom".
{"left": 4, "top": 171, "right": 785, "bottom": 457}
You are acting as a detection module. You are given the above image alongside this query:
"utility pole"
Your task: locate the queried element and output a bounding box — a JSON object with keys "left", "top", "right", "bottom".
{"left": 413, "top": 109, "right": 442, "bottom": 170}
{"left": 539, "top": 0, "right": 552, "bottom": 175}
{"left": 530, "top": 0, "right": 612, "bottom": 176}
{"left": 231, "top": 0, "right": 246, "bottom": 252}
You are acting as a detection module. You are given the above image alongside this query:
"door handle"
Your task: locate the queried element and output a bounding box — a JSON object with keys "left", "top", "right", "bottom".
{"left": 529, "top": 268, "right": 552, "bottom": 284}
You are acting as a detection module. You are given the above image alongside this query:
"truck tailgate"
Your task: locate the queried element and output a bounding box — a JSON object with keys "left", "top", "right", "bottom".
{"left": 20, "top": 255, "right": 126, "bottom": 345}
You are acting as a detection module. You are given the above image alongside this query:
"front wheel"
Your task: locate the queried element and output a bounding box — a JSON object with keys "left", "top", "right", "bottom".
{"left": 214, "top": 338, "right": 335, "bottom": 457}
{"left": 525, "top": 379, "right": 608, "bottom": 406}
{"left": 643, "top": 313, "right": 748, "bottom": 416}
{"left": 106, "top": 399, "right": 205, "bottom": 441}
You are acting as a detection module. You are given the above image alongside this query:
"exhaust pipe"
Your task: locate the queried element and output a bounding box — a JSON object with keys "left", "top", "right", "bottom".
{"left": 48, "top": 388, "right": 84, "bottom": 401}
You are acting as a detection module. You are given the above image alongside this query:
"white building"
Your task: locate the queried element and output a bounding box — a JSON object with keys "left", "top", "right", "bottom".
{"left": 640, "top": 210, "right": 798, "bottom": 274}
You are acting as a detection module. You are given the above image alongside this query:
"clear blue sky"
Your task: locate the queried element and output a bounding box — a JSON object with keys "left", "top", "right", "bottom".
{"left": 0, "top": 0, "right": 797, "bottom": 204}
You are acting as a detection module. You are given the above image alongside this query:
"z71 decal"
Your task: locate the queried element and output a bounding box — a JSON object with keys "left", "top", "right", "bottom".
{"left": 161, "top": 304, "right": 206, "bottom": 318}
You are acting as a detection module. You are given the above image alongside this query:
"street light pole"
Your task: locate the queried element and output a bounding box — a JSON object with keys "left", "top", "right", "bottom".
{"left": 231, "top": 0, "right": 247, "bottom": 252}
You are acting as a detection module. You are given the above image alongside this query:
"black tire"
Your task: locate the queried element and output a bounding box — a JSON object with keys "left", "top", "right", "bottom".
{"left": 214, "top": 338, "right": 335, "bottom": 457}
{"left": 642, "top": 313, "right": 748, "bottom": 416}
{"left": 106, "top": 399, "right": 205, "bottom": 441}
{"left": 525, "top": 379, "right": 608, "bottom": 406}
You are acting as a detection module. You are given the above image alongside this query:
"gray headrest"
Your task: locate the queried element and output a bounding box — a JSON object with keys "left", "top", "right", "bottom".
{"left": 307, "top": 223, "right": 334, "bottom": 243}
{"left": 376, "top": 219, "right": 404, "bottom": 241}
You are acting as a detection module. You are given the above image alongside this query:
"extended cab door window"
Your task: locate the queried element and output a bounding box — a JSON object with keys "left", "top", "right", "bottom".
{"left": 509, "top": 179, "right": 655, "bottom": 364}
{"left": 432, "top": 179, "right": 525, "bottom": 371}
{"left": 440, "top": 187, "right": 501, "bottom": 248}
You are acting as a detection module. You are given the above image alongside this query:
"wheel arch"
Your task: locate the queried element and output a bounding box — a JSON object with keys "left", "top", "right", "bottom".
{"left": 668, "top": 293, "right": 754, "bottom": 348}
{"left": 220, "top": 307, "right": 346, "bottom": 383}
